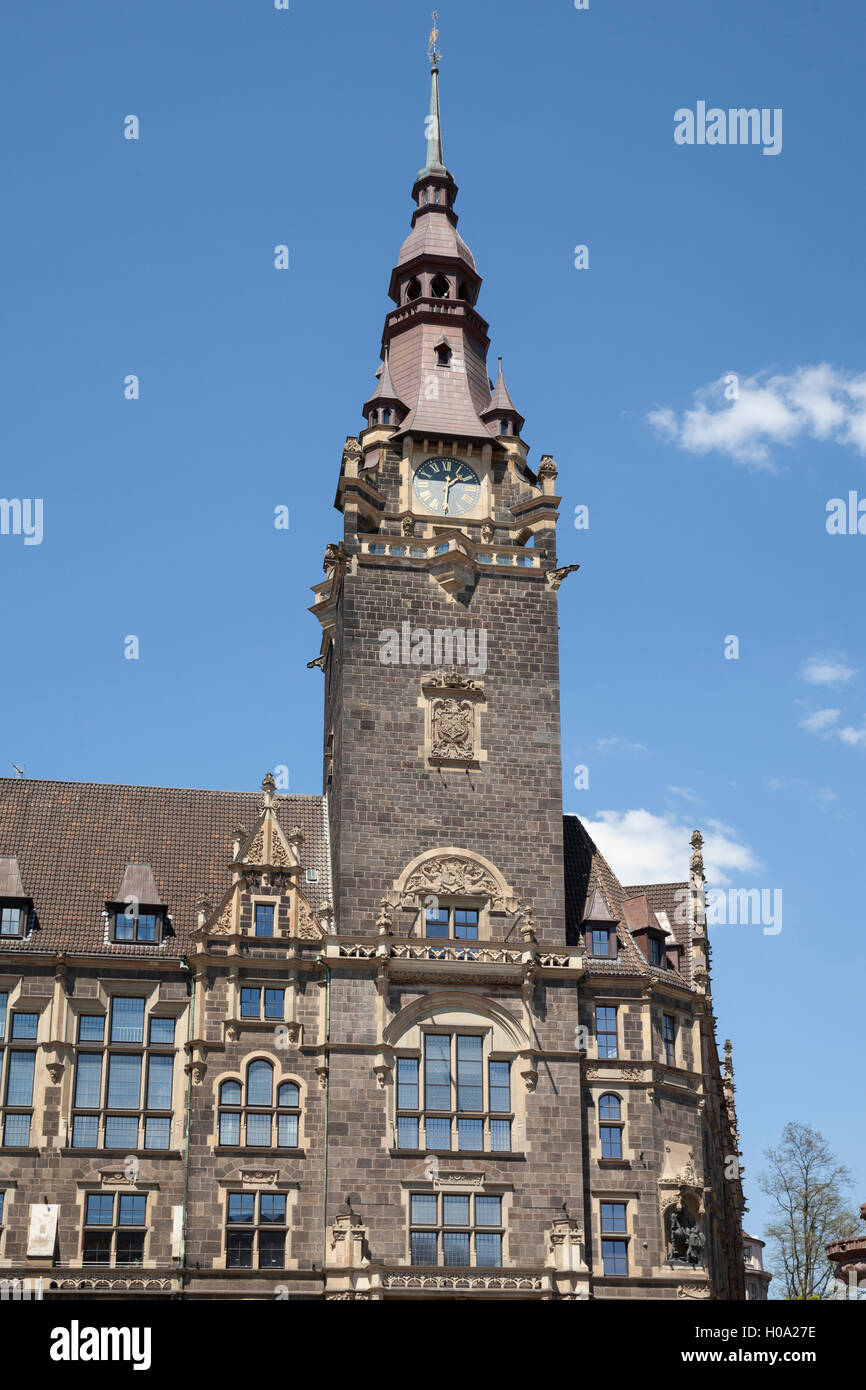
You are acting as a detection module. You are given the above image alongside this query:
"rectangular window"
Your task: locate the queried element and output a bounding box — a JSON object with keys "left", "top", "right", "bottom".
{"left": 453, "top": 909, "right": 479, "bottom": 940}
{"left": 601, "top": 1201, "right": 627, "bottom": 1233}
{"left": 72, "top": 1115, "right": 99, "bottom": 1147}
{"left": 602, "top": 1239, "right": 628, "bottom": 1276}
{"left": 110, "top": 997, "right": 145, "bottom": 1044}
{"left": 264, "top": 989, "right": 284, "bottom": 1020}
{"left": 74, "top": 1053, "right": 103, "bottom": 1109}
{"left": 240, "top": 988, "right": 261, "bottom": 1019}
{"left": 146, "top": 1054, "right": 173, "bottom": 1110}
{"left": 457, "top": 1117, "right": 483, "bottom": 1151}
{"left": 600, "top": 1201, "right": 629, "bottom": 1276}
{"left": 396, "top": 1056, "right": 419, "bottom": 1111}
{"left": 255, "top": 904, "right": 274, "bottom": 938}
{"left": 10, "top": 1013, "right": 38, "bottom": 1040}
{"left": 649, "top": 936, "right": 664, "bottom": 966}
{"left": 425, "top": 906, "right": 480, "bottom": 940}
{"left": 3, "top": 1114, "right": 31, "bottom": 1146}
{"left": 600, "top": 1126, "right": 623, "bottom": 1159}
{"left": 114, "top": 913, "right": 159, "bottom": 944}
{"left": 107, "top": 1053, "right": 142, "bottom": 1109}
{"left": 409, "top": 1192, "right": 504, "bottom": 1268}
{"left": 490, "top": 1119, "right": 512, "bottom": 1151}
{"left": 0, "top": 907, "right": 23, "bottom": 937}
{"left": 663, "top": 1014, "right": 676, "bottom": 1066}
{"left": 591, "top": 928, "right": 610, "bottom": 956}
{"left": 596, "top": 1006, "right": 618, "bottom": 1059}
{"left": 424, "top": 1035, "right": 451, "bottom": 1111}
{"left": 398, "top": 1037, "right": 513, "bottom": 1155}
{"left": 148, "top": 1018, "right": 175, "bottom": 1046}
{"left": 226, "top": 1191, "right": 286, "bottom": 1269}
{"left": 6, "top": 1050, "right": 35, "bottom": 1106}
{"left": 425, "top": 907, "right": 450, "bottom": 939}
{"left": 456, "top": 1035, "right": 483, "bottom": 1111}
{"left": 0, "top": 993, "right": 6, "bottom": 1039}
{"left": 104, "top": 1115, "right": 139, "bottom": 1149}
{"left": 83, "top": 1192, "right": 146, "bottom": 1266}
{"left": 144, "top": 1115, "right": 171, "bottom": 1149}
{"left": 79, "top": 1016, "right": 105, "bottom": 1043}
{"left": 488, "top": 1061, "right": 510, "bottom": 1112}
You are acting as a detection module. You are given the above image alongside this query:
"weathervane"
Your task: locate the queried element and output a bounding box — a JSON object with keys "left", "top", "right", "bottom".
{"left": 428, "top": 11, "right": 441, "bottom": 68}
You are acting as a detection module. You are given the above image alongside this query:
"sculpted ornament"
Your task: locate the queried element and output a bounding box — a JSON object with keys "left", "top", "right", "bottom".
{"left": 403, "top": 855, "right": 504, "bottom": 909}
{"left": 431, "top": 697, "right": 475, "bottom": 761}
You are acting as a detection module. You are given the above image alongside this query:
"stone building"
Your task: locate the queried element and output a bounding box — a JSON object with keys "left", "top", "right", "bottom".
{"left": 742, "top": 1231, "right": 772, "bottom": 1299}
{"left": 0, "top": 52, "right": 746, "bottom": 1301}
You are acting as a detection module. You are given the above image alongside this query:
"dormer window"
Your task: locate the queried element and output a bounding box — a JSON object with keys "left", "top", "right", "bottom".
{"left": 648, "top": 935, "right": 664, "bottom": 967}
{"left": 113, "top": 908, "right": 162, "bottom": 944}
{"left": 435, "top": 343, "right": 452, "bottom": 367}
{"left": 430, "top": 273, "right": 450, "bottom": 299}
{"left": 0, "top": 903, "right": 26, "bottom": 938}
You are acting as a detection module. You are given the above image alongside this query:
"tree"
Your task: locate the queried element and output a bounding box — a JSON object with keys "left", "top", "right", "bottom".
{"left": 759, "top": 1122, "right": 859, "bottom": 1299}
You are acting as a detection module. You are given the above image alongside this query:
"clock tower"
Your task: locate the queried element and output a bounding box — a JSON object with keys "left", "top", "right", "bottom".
{"left": 310, "top": 53, "right": 573, "bottom": 953}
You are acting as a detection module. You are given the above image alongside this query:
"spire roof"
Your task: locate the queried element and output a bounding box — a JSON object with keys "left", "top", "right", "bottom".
{"left": 481, "top": 357, "right": 526, "bottom": 432}
{"left": 419, "top": 64, "right": 447, "bottom": 178}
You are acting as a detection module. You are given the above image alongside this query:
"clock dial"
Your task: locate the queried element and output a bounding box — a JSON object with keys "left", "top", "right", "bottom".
{"left": 412, "top": 456, "right": 481, "bottom": 517}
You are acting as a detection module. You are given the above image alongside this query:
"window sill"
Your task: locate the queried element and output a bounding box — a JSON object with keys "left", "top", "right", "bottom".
{"left": 60, "top": 1147, "right": 182, "bottom": 1158}
{"left": 214, "top": 1145, "right": 305, "bottom": 1156}
{"left": 597, "top": 1159, "right": 631, "bottom": 1168}
{"left": 388, "top": 1148, "right": 524, "bottom": 1161}
{"left": 0, "top": 1146, "right": 39, "bottom": 1155}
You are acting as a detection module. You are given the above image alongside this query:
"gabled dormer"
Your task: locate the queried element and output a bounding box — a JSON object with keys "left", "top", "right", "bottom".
{"left": 581, "top": 884, "right": 618, "bottom": 960}
{"left": 0, "top": 855, "right": 33, "bottom": 939}
{"left": 107, "top": 863, "right": 169, "bottom": 944}
{"left": 623, "top": 894, "right": 676, "bottom": 970}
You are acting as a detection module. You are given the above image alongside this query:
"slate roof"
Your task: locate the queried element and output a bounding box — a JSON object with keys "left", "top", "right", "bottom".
{"left": 0, "top": 778, "right": 332, "bottom": 960}
{"left": 564, "top": 814, "right": 693, "bottom": 989}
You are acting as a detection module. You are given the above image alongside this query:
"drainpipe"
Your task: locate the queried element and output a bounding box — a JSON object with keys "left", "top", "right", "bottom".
{"left": 178, "top": 958, "right": 195, "bottom": 1295}
{"left": 316, "top": 953, "right": 331, "bottom": 1282}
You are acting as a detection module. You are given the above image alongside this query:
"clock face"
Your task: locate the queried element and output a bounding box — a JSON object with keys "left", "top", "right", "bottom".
{"left": 412, "top": 456, "right": 481, "bottom": 517}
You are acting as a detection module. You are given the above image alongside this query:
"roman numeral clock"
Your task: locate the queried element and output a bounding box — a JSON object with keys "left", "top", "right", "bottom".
{"left": 412, "top": 456, "right": 481, "bottom": 517}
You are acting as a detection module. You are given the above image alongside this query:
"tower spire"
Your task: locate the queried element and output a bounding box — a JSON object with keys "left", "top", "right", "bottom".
{"left": 421, "top": 13, "right": 446, "bottom": 177}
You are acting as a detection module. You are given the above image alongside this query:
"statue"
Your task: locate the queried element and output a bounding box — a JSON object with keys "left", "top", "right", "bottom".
{"left": 667, "top": 1200, "right": 705, "bottom": 1268}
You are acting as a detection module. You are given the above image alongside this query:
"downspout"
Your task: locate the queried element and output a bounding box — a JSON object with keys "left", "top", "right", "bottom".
{"left": 316, "top": 953, "right": 331, "bottom": 1283}
{"left": 179, "top": 957, "right": 195, "bottom": 1295}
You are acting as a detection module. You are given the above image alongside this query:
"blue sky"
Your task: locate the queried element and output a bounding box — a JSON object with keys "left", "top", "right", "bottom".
{"left": 2, "top": 0, "right": 864, "bottom": 1265}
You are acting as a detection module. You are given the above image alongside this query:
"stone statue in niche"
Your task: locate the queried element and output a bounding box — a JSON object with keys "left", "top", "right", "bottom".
{"left": 666, "top": 1200, "right": 706, "bottom": 1268}
{"left": 431, "top": 697, "right": 474, "bottom": 761}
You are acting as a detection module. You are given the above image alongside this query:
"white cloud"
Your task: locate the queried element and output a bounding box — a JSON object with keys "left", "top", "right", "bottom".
{"left": 648, "top": 364, "right": 866, "bottom": 466}
{"left": 596, "top": 735, "right": 648, "bottom": 754}
{"left": 667, "top": 785, "right": 702, "bottom": 803}
{"left": 837, "top": 719, "right": 866, "bottom": 748}
{"left": 799, "top": 655, "right": 856, "bottom": 687}
{"left": 581, "top": 808, "right": 759, "bottom": 888}
{"left": 799, "top": 708, "right": 841, "bottom": 733}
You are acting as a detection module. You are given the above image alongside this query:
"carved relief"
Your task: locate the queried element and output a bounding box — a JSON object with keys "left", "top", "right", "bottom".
{"left": 296, "top": 894, "right": 325, "bottom": 940}
{"left": 402, "top": 855, "right": 504, "bottom": 909}
{"left": 431, "top": 697, "right": 475, "bottom": 761}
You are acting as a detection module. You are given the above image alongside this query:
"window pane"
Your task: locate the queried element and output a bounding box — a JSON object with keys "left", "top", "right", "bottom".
{"left": 476, "top": 1232, "right": 502, "bottom": 1267}
{"left": 457, "top": 1117, "right": 483, "bottom": 1151}
{"left": 476, "top": 1196, "right": 501, "bottom": 1227}
{"left": 144, "top": 1116, "right": 171, "bottom": 1149}
{"left": 78, "top": 1015, "right": 105, "bottom": 1043}
{"left": 489, "top": 1061, "right": 511, "bottom": 1112}
{"left": 107, "top": 1054, "right": 142, "bottom": 1109}
{"left": 601, "top": 1202, "right": 627, "bottom": 1233}
{"left": 86, "top": 1194, "right": 114, "bottom": 1225}
{"left": 105, "top": 1115, "right": 139, "bottom": 1148}
{"left": 111, "top": 996, "right": 145, "bottom": 1044}
{"left": 0, "top": 993, "right": 6, "bottom": 1039}
{"left": 3, "top": 1113, "right": 31, "bottom": 1146}
{"left": 136, "top": 914, "right": 157, "bottom": 942}
{"left": 72, "top": 1114, "right": 99, "bottom": 1147}
{"left": 246, "top": 1112, "right": 271, "bottom": 1146}
{"left": 255, "top": 904, "right": 274, "bottom": 937}
{"left": 82, "top": 1232, "right": 112, "bottom": 1265}
{"left": 410, "top": 1193, "right": 437, "bottom": 1226}
{"left": 599, "top": 1094, "right": 620, "bottom": 1121}
{"left": 226, "top": 1231, "right": 254, "bottom": 1268}
{"left": 149, "top": 1017, "right": 175, "bottom": 1046}
{"left": 490, "top": 1119, "right": 511, "bottom": 1151}
{"left": 219, "top": 1111, "right": 241, "bottom": 1145}
{"left": 454, "top": 909, "right": 479, "bottom": 940}
{"left": 277, "top": 1113, "right": 298, "bottom": 1148}
{"left": 247, "top": 1060, "right": 273, "bottom": 1107}
{"left": 424, "top": 1035, "right": 451, "bottom": 1110}
{"left": 74, "top": 1053, "right": 103, "bottom": 1109}
{"left": 118, "top": 1194, "right": 147, "bottom": 1225}
{"left": 1, "top": 906, "right": 21, "bottom": 935}
{"left": 220, "top": 1080, "right": 242, "bottom": 1106}
{"left": 442, "top": 1195, "right": 470, "bottom": 1225}
{"left": 264, "top": 989, "right": 284, "bottom": 1020}
{"left": 396, "top": 1116, "right": 419, "bottom": 1149}
{"left": 425, "top": 908, "right": 449, "bottom": 939}
{"left": 410, "top": 1231, "right": 437, "bottom": 1265}
{"left": 443, "top": 1231, "right": 470, "bottom": 1266}
{"left": 260, "top": 1194, "right": 286, "bottom": 1223}
{"left": 259, "top": 1231, "right": 285, "bottom": 1268}
{"left": 6, "top": 1050, "right": 35, "bottom": 1106}
{"left": 456, "top": 1035, "right": 483, "bottom": 1111}
{"left": 146, "top": 1054, "right": 173, "bottom": 1110}
{"left": 115, "top": 914, "right": 135, "bottom": 941}
{"left": 116, "top": 1231, "right": 145, "bottom": 1265}
{"left": 601, "top": 1126, "right": 622, "bottom": 1159}
{"left": 425, "top": 1116, "right": 451, "bottom": 1150}
{"left": 277, "top": 1082, "right": 299, "bottom": 1108}
{"left": 602, "top": 1239, "right": 628, "bottom": 1275}
{"left": 240, "top": 988, "right": 261, "bottom": 1018}
{"left": 592, "top": 928, "right": 609, "bottom": 956}
{"left": 228, "top": 1193, "right": 255, "bottom": 1223}
{"left": 11, "top": 1013, "right": 38, "bottom": 1040}
{"left": 396, "top": 1057, "right": 419, "bottom": 1111}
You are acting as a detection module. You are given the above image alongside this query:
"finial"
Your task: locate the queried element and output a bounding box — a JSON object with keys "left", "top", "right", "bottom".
{"left": 428, "top": 11, "right": 441, "bottom": 68}
{"left": 690, "top": 829, "right": 704, "bottom": 875}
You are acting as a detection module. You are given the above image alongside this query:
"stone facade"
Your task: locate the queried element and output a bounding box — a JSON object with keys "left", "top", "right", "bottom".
{"left": 0, "top": 55, "right": 746, "bottom": 1301}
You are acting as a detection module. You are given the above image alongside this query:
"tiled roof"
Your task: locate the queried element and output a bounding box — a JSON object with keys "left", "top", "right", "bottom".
{"left": 0, "top": 778, "right": 332, "bottom": 960}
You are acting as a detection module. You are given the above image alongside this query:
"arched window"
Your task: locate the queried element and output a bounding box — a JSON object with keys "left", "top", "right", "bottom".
{"left": 430, "top": 273, "right": 450, "bottom": 299}
{"left": 435, "top": 343, "right": 452, "bottom": 368}
{"left": 598, "top": 1093, "right": 623, "bottom": 1159}
{"left": 405, "top": 277, "right": 422, "bottom": 302}
{"left": 382, "top": 409, "right": 391, "bottom": 425}
{"left": 218, "top": 1063, "right": 301, "bottom": 1149}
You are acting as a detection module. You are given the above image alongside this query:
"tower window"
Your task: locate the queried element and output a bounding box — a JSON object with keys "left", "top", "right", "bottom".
{"left": 663, "top": 1014, "right": 677, "bottom": 1066}
{"left": 405, "top": 277, "right": 422, "bottom": 302}
{"left": 596, "top": 1006, "right": 619, "bottom": 1059}
{"left": 382, "top": 409, "right": 391, "bottom": 425}
{"left": 500, "top": 420, "right": 509, "bottom": 435}
{"left": 430, "top": 273, "right": 450, "bottom": 299}
{"left": 435, "top": 344, "right": 452, "bottom": 367}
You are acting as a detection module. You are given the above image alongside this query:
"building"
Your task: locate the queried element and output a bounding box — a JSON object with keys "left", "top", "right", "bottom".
{"left": 742, "top": 1231, "right": 772, "bottom": 1299}
{"left": 0, "top": 46, "right": 746, "bottom": 1301}
{"left": 826, "top": 1203, "right": 866, "bottom": 1299}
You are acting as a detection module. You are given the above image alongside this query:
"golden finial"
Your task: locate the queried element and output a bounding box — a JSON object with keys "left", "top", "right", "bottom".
{"left": 428, "top": 11, "right": 441, "bottom": 68}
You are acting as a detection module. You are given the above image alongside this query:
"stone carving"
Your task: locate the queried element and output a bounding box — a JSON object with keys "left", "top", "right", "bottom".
{"left": 210, "top": 899, "right": 234, "bottom": 935}
{"left": 46, "top": 1061, "right": 65, "bottom": 1085}
{"left": 545, "top": 563, "right": 580, "bottom": 591}
{"left": 375, "top": 899, "right": 393, "bottom": 936}
{"left": 323, "top": 542, "right": 347, "bottom": 572}
{"left": 53, "top": 1277, "right": 173, "bottom": 1292}
{"left": 537, "top": 455, "right": 558, "bottom": 481}
{"left": 424, "top": 669, "right": 482, "bottom": 692}
{"left": 677, "top": 1281, "right": 711, "bottom": 1300}
{"left": 270, "top": 829, "right": 293, "bottom": 869}
{"left": 666, "top": 1200, "right": 706, "bottom": 1269}
{"left": 621, "top": 1066, "right": 644, "bottom": 1081}
{"left": 690, "top": 829, "right": 704, "bottom": 874}
{"left": 402, "top": 855, "right": 504, "bottom": 909}
{"left": 307, "top": 655, "right": 326, "bottom": 670}
{"left": 239, "top": 1170, "right": 278, "bottom": 1185}
{"left": 480, "top": 520, "right": 495, "bottom": 542}
{"left": 243, "top": 827, "right": 265, "bottom": 865}
{"left": 519, "top": 906, "right": 537, "bottom": 943}
{"left": 384, "top": 1274, "right": 545, "bottom": 1292}
{"left": 431, "top": 697, "right": 475, "bottom": 761}
{"left": 402, "top": 516, "right": 415, "bottom": 537}
{"left": 296, "top": 895, "right": 324, "bottom": 940}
